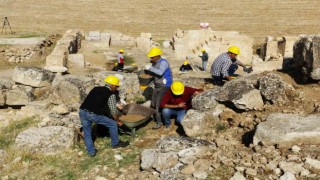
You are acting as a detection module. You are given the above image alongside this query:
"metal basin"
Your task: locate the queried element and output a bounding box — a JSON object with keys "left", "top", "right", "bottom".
{"left": 120, "top": 103, "right": 155, "bottom": 136}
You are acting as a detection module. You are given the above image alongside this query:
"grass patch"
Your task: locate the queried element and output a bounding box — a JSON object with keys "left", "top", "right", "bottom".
{"left": 0, "top": 116, "right": 38, "bottom": 149}
{"left": 215, "top": 123, "right": 226, "bottom": 133}
{"left": 17, "top": 32, "right": 44, "bottom": 38}
{"left": 92, "top": 49, "right": 105, "bottom": 54}
{"left": 0, "top": 116, "right": 144, "bottom": 179}
{"left": 124, "top": 55, "right": 135, "bottom": 65}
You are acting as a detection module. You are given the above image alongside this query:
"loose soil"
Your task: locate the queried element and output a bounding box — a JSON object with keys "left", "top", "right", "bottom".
{"left": 119, "top": 114, "right": 147, "bottom": 122}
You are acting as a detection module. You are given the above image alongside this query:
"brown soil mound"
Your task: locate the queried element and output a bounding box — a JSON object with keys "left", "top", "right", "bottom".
{"left": 120, "top": 114, "right": 147, "bottom": 122}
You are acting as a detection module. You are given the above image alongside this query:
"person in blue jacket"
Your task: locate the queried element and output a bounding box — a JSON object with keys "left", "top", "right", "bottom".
{"left": 144, "top": 47, "right": 173, "bottom": 129}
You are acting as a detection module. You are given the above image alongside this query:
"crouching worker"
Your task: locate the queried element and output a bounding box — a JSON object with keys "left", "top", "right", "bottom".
{"left": 79, "top": 75, "right": 129, "bottom": 157}
{"left": 160, "top": 81, "right": 203, "bottom": 131}
{"left": 112, "top": 62, "right": 119, "bottom": 71}
{"left": 179, "top": 60, "right": 193, "bottom": 72}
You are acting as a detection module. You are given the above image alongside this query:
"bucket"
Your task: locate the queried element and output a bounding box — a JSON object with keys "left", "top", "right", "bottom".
{"left": 137, "top": 70, "right": 153, "bottom": 86}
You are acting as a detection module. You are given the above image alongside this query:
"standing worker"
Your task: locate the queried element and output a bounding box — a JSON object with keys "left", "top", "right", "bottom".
{"left": 210, "top": 46, "right": 250, "bottom": 85}
{"left": 160, "top": 81, "right": 203, "bottom": 129}
{"left": 144, "top": 47, "right": 173, "bottom": 129}
{"left": 117, "top": 49, "right": 125, "bottom": 71}
{"left": 199, "top": 49, "right": 209, "bottom": 71}
{"left": 79, "top": 75, "right": 129, "bottom": 156}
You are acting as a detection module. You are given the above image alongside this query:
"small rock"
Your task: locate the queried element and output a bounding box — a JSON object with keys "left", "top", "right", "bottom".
{"left": 192, "top": 171, "right": 207, "bottom": 179}
{"left": 279, "top": 172, "right": 296, "bottom": 180}
{"left": 290, "top": 145, "right": 301, "bottom": 153}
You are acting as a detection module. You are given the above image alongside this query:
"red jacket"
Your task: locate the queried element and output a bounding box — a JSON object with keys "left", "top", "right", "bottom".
{"left": 160, "top": 87, "right": 203, "bottom": 110}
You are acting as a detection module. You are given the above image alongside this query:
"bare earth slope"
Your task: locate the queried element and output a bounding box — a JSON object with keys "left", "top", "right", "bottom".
{"left": 1, "top": 0, "right": 320, "bottom": 42}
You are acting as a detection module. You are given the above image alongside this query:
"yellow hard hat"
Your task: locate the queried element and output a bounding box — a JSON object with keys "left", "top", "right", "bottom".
{"left": 171, "top": 81, "right": 185, "bottom": 95}
{"left": 114, "top": 62, "right": 118, "bottom": 66}
{"left": 147, "top": 47, "right": 163, "bottom": 58}
{"left": 201, "top": 49, "right": 206, "bottom": 53}
{"left": 104, "top": 75, "right": 120, "bottom": 86}
{"left": 183, "top": 60, "right": 188, "bottom": 65}
{"left": 228, "top": 46, "right": 240, "bottom": 55}
{"left": 139, "top": 85, "right": 148, "bottom": 90}
{"left": 119, "top": 49, "right": 124, "bottom": 53}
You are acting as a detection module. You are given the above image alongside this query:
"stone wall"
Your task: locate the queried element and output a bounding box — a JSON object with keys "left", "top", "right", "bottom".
{"left": 172, "top": 29, "right": 254, "bottom": 66}
{"left": 44, "top": 30, "right": 82, "bottom": 73}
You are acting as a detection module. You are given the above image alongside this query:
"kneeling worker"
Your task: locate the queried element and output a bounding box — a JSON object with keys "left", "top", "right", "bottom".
{"left": 210, "top": 46, "right": 251, "bottom": 85}
{"left": 179, "top": 60, "right": 193, "bottom": 72}
{"left": 79, "top": 75, "right": 129, "bottom": 157}
{"left": 160, "top": 81, "right": 203, "bottom": 129}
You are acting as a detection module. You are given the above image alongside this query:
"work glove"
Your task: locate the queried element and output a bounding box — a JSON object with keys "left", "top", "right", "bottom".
{"left": 144, "top": 64, "right": 151, "bottom": 70}
{"left": 243, "top": 66, "right": 253, "bottom": 73}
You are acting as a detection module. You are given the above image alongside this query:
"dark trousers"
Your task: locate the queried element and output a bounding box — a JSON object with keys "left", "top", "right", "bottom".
{"left": 118, "top": 63, "right": 124, "bottom": 70}
{"left": 151, "top": 86, "right": 169, "bottom": 124}
{"left": 213, "top": 64, "right": 238, "bottom": 85}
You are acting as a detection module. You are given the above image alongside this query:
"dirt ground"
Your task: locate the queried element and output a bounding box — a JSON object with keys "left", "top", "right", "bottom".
{"left": 1, "top": 0, "right": 320, "bottom": 44}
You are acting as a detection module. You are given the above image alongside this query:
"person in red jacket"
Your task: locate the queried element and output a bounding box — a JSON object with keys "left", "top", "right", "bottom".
{"left": 117, "top": 49, "right": 125, "bottom": 71}
{"left": 160, "top": 81, "right": 203, "bottom": 129}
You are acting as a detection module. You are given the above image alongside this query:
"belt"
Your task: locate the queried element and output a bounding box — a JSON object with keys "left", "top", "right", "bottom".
{"left": 81, "top": 108, "right": 94, "bottom": 114}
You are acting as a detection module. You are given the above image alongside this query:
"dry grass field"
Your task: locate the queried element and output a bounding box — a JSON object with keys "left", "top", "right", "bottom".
{"left": 1, "top": 0, "right": 320, "bottom": 43}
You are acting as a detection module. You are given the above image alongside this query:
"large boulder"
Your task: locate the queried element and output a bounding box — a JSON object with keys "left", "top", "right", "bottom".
{"left": 254, "top": 113, "right": 320, "bottom": 148}
{"left": 293, "top": 35, "right": 320, "bottom": 81}
{"left": 181, "top": 110, "right": 215, "bottom": 137}
{"left": 6, "top": 86, "right": 35, "bottom": 106}
{"left": 0, "top": 78, "right": 14, "bottom": 90}
{"left": 49, "top": 75, "right": 94, "bottom": 109}
{"left": 15, "top": 126, "right": 76, "bottom": 154}
{"left": 192, "top": 88, "right": 220, "bottom": 111}
{"left": 258, "top": 73, "right": 294, "bottom": 104}
{"left": 12, "top": 66, "right": 55, "bottom": 87}
{"left": 215, "top": 79, "right": 263, "bottom": 111}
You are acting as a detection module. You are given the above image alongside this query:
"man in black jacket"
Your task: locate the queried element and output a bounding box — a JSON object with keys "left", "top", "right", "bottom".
{"left": 79, "top": 75, "right": 129, "bottom": 156}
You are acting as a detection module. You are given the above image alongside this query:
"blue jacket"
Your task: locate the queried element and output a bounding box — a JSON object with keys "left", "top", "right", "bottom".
{"left": 149, "top": 58, "right": 173, "bottom": 88}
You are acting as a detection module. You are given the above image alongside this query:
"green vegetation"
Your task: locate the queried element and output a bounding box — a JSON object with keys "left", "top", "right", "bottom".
{"left": 17, "top": 32, "right": 44, "bottom": 38}
{"left": 92, "top": 49, "right": 105, "bottom": 54}
{"left": 215, "top": 123, "right": 226, "bottom": 133}
{"left": 0, "top": 117, "right": 38, "bottom": 149}
{"left": 124, "top": 55, "right": 135, "bottom": 65}
{"left": 0, "top": 118, "right": 146, "bottom": 179}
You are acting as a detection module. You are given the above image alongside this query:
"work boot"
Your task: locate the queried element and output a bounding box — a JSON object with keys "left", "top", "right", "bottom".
{"left": 164, "top": 124, "right": 171, "bottom": 131}
{"left": 112, "top": 141, "right": 129, "bottom": 149}
{"left": 152, "top": 123, "right": 163, "bottom": 130}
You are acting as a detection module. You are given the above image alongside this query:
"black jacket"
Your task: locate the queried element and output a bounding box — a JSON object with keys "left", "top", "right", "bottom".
{"left": 80, "top": 86, "right": 119, "bottom": 117}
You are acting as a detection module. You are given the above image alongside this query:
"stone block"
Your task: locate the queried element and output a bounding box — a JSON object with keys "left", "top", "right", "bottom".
{"left": 100, "top": 32, "right": 111, "bottom": 42}
{"left": 6, "top": 89, "right": 35, "bottom": 106}
{"left": 12, "top": 66, "right": 55, "bottom": 87}
{"left": 136, "top": 37, "right": 152, "bottom": 49}
{"left": 44, "top": 66, "right": 68, "bottom": 73}
{"left": 46, "top": 54, "right": 67, "bottom": 67}
{"left": 15, "top": 126, "right": 76, "bottom": 154}
{"left": 68, "top": 54, "right": 85, "bottom": 68}
{"left": 51, "top": 45, "right": 68, "bottom": 56}
{"left": 87, "top": 31, "right": 101, "bottom": 41}
{"left": 254, "top": 113, "right": 320, "bottom": 148}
